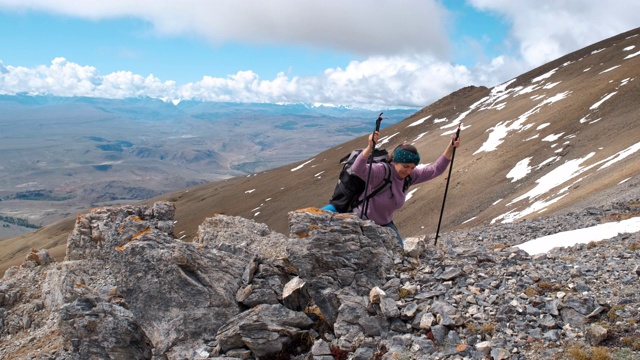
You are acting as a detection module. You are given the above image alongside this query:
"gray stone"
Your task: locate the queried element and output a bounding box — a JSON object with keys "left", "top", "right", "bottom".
{"left": 560, "top": 307, "right": 587, "bottom": 327}
{"left": 286, "top": 210, "right": 396, "bottom": 324}
{"left": 351, "top": 347, "right": 375, "bottom": 360}
{"left": 401, "top": 301, "right": 419, "bottom": 320}
{"left": 543, "top": 329, "right": 562, "bottom": 342}
{"left": 430, "top": 324, "right": 448, "bottom": 344}
{"left": 380, "top": 297, "right": 400, "bottom": 318}
{"left": 434, "top": 267, "right": 463, "bottom": 280}
{"left": 216, "top": 303, "right": 313, "bottom": 358}
{"left": 585, "top": 324, "right": 608, "bottom": 346}
{"left": 311, "top": 339, "right": 332, "bottom": 356}
{"left": 490, "top": 347, "right": 510, "bottom": 360}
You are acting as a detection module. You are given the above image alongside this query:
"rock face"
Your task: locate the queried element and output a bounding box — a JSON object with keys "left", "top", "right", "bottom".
{"left": 1, "top": 201, "right": 639, "bottom": 359}
{"left": 287, "top": 208, "right": 399, "bottom": 325}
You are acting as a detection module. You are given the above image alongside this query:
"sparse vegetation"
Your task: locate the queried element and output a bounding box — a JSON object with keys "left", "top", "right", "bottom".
{"left": 535, "top": 280, "right": 561, "bottom": 294}
{"left": 398, "top": 287, "right": 411, "bottom": 299}
{"left": 465, "top": 322, "right": 477, "bottom": 333}
{"left": 620, "top": 336, "right": 640, "bottom": 351}
{"left": 602, "top": 212, "right": 640, "bottom": 222}
{"left": 6, "top": 190, "right": 75, "bottom": 202}
{"left": 591, "top": 347, "right": 613, "bottom": 360}
{"left": 480, "top": 323, "right": 496, "bottom": 335}
{"left": 607, "top": 305, "right": 625, "bottom": 322}
{"left": 568, "top": 344, "right": 613, "bottom": 360}
{"left": 524, "top": 286, "right": 539, "bottom": 297}
{"left": 568, "top": 344, "right": 590, "bottom": 360}
{"left": 0, "top": 215, "right": 40, "bottom": 229}
{"left": 613, "top": 348, "right": 638, "bottom": 360}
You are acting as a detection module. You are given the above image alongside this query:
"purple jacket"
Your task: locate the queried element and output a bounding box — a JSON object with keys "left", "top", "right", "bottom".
{"left": 351, "top": 152, "right": 450, "bottom": 225}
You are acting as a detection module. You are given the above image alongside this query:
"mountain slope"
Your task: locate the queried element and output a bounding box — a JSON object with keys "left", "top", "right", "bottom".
{"left": 1, "top": 27, "right": 639, "bottom": 275}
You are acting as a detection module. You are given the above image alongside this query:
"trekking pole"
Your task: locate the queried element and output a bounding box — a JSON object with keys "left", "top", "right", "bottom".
{"left": 361, "top": 112, "right": 383, "bottom": 219}
{"left": 434, "top": 124, "right": 461, "bottom": 245}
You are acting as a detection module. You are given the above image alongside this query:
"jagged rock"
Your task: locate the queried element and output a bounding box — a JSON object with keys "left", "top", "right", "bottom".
{"left": 334, "top": 295, "right": 388, "bottom": 339}
{"left": 23, "top": 248, "right": 55, "bottom": 267}
{"left": 2, "top": 200, "right": 640, "bottom": 360}
{"left": 58, "top": 297, "right": 153, "bottom": 359}
{"left": 430, "top": 324, "right": 448, "bottom": 344}
{"left": 434, "top": 266, "right": 463, "bottom": 280}
{"left": 401, "top": 301, "right": 419, "bottom": 320}
{"left": 585, "top": 324, "right": 609, "bottom": 346}
{"left": 282, "top": 276, "right": 310, "bottom": 311}
{"left": 286, "top": 209, "right": 398, "bottom": 324}
{"left": 403, "top": 236, "right": 424, "bottom": 258}
{"left": 195, "top": 214, "right": 290, "bottom": 259}
{"left": 491, "top": 347, "right": 511, "bottom": 360}
{"left": 380, "top": 296, "right": 400, "bottom": 319}
{"left": 2, "top": 202, "right": 249, "bottom": 359}
{"left": 419, "top": 312, "right": 436, "bottom": 330}
{"left": 369, "top": 286, "right": 386, "bottom": 304}
{"left": 475, "top": 340, "right": 492, "bottom": 356}
{"left": 310, "top": 338, "right": 334, "bottom": 359}
{"left": 215, "top": 303, "right": 313, "bottom": 358}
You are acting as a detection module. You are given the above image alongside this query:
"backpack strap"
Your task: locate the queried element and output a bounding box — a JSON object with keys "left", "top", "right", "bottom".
{"left": 355, "top": 162, "right": 392, "bottom": 207}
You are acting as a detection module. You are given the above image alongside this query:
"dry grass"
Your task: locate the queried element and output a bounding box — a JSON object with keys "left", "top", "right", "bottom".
{"left": 480, "top": 323, "right": 496, "bottom": 335}
{"left": 491, "top": 244, "right": 510, "bottom": 250}
{"left": 607, "top": 304, "right": 626, "bottom": 322}
{"left": 567, "top": 345, "right": 613, "bottom": 360}
{"left": 524, "top": 286, "right": 539, "bottom": 297}
{"left": 620, "top": 336, "right": 640, "bottom": 351}
{"left": 591, "top": 347, "right": 613, "bottom": 360}
{"left": 568, "top": 344, "right": 590, "bottom": 360}
{"left": 535, "top": 280, "right": 561, "bottom": 294}
{"left": 601, "top": 211, "right": 640, "bottom": 222}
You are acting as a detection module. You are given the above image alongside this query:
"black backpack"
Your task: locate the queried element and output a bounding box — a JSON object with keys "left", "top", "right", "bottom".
{"left": 328, "top": 148, "right": 393, "bottom": 213}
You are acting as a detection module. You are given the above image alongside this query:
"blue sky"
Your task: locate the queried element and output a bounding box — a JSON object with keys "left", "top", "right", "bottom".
{"left": 0, "top": 0, "right": 638, "bottom": 108}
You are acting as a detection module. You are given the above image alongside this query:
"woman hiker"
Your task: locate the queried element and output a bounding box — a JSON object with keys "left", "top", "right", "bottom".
{"left": 322, "top": 130, "right": 461, "bottom": 247}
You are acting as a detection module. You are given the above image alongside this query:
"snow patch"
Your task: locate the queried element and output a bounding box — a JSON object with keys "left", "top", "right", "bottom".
{"left": 515, "top": 217, "right": 640, "bottom": 255}
{"left": 408, "top": 115, "right": 431, "bottom": 127}
{"left": 290, "top": 159, "right": 315, "bottom": 171}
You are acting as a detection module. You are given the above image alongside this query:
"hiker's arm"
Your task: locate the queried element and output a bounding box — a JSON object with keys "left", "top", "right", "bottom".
{"left": 443, "top": 134, "right": 461, "bottom": 160}
{"left": 360, "top": 131, "right": 380, "bottom": 159}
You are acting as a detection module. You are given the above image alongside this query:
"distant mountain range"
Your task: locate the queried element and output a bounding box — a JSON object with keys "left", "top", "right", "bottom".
{"left": 1, "top": 27, "right": 639, "bottom": 275}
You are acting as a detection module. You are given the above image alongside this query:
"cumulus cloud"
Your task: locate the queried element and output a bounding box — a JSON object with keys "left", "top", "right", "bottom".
{"left": 469, "top": 0, "right": 640, "bottom": 68}
{"left": 0, "top": 56, "right": 484, "bottom": 108}
{"left": 0, "top": 58, "right": 176, "bottom": 98}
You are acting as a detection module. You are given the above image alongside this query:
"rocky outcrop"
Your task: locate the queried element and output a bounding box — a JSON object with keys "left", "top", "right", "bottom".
{"left": 1, "top": 201, "right": 639, "bottom": 359}
{"left": 287, "top": 208, "right": 399, "bottom": 325}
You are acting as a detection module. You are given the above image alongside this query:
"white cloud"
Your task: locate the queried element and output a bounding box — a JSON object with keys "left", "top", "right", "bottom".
{"left": 0, "top": 0, "right": 525, "bottom": 106}
{"left": 0, "top": 56, "right": 482, "bottom": 108}
{"left": 468, "top": 0, "right": 640, "bottom": 68}
{"left": 1, "top": 0, "right": 639, "bottom": 107}
{"left": 0, "top": 0, "right": 451, "bottom": 58}
{"left": 0, "top": 57, "right": 176, "bottom": 98}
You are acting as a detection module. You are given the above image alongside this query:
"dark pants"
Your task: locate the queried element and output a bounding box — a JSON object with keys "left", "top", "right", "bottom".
{"left": 383, "top": 221, "right": 403, "bottom": 247}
